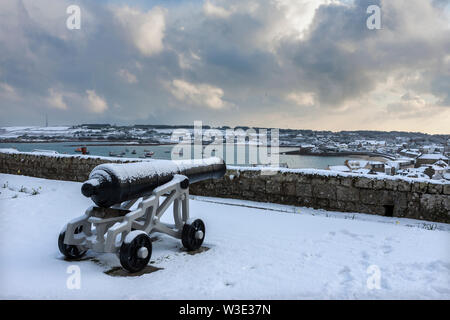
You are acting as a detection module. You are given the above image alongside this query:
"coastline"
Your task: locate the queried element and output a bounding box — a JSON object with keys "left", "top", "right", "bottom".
{"left": 350, "top": 155, "right": 390, "bottom": 162}
{"left": 282, "top": 150, "right": 395, "bottom": 161}
{"left": 0, "top": 140, "right": 176, "bottom": 147}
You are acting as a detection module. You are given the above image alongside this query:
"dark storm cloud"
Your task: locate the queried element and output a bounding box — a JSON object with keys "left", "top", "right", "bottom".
{"left": 0, "top": 0, "right": 449, "bottom": 131}
{"left": 285, "top": 0, "right": 379, "bottom": 105}
{"left": 281, "top": 0, "right": 449, "bottom": 108}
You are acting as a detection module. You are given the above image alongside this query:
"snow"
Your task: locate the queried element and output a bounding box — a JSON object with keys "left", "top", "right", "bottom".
{"left": 419, "top": 154, "right": 448, "bottom": 160}
{"left": 352, "top": 168, "right": 372, "bottom": 175}
{"left": 0, "top": 126, "right": 75, "bottom": 139}
{"left": 0, "top": 148, "right": 153, "bottom": 163}
{"left": 32, "top": 149, "right": 59, "bottom": 154}
{"left": 347, "top": 160, "right": 369, "bottom": 169}
{"left": 228, "top": 165, "right": 450, "bottom": 185}
{"left": 0, "top": 173, "right": 449, "bottom": 299}
{"left": 0, "top": 180, "right": 41, "bottom": 200}
{"left": 92, "top": 157, "right": 223, "bottom": 182}
{"left": 2, "top": 149, "right": 449, "bottom": 185}
{"left": 328, "top": 165, "right": 351, "bottom": 172}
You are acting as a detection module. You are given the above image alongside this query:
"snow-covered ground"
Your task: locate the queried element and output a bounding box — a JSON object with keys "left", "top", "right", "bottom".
{"left": 0, "top": 173, "right": 449, "bottom": 299}
{"left": 0, "top": 126, "right": 75, "bottom": 139}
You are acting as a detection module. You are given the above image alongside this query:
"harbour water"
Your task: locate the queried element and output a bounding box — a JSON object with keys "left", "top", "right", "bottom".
{"left": 0, "top": 142, "right": 361, "bottom": 169}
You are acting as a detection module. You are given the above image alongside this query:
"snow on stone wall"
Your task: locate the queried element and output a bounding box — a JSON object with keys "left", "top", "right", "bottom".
{"left": 189, "top": 169, "right": 450, "bottom": 223}
{"left": 0, "top": 150, "right": 140, "bottom": 182}
{"left": 1, "top": 150, "right": 449, "bottom": 223}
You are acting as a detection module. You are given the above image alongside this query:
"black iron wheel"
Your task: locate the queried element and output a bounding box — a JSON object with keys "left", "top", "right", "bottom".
{"left": 119, "top": 232, "right": 152, "bottom": 273}
{"left": 182, "top": 219, "right": 205, "bottom": 251}
{"left": 58, "top": 227, "right": 87, "bottom": 260}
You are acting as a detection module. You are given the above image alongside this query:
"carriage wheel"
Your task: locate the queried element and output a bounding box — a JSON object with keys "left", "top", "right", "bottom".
{"left": 119, "top": 231, "right": 152, "bottom": 273}
{"left": 58, "top": 226, "right": 87, "bottom": 260}
{"left": 182, "top": 219, "right": 205, "bottom": 251}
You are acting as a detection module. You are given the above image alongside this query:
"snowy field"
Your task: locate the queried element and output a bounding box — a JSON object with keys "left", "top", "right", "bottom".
{"left": 0, "top": 126, "right": 74, "bottom": 139}
{"left": 0, "top": 173, "right": 449, "bottom": 299}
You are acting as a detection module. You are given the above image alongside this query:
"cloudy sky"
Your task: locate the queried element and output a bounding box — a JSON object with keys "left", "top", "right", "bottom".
{"left": 0, "top": 0, "right": 449, "bottom": 133}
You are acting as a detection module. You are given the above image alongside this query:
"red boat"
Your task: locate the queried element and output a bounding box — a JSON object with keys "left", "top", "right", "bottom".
{"left": 75, "top": 146, "right": 88, "bottom": 155}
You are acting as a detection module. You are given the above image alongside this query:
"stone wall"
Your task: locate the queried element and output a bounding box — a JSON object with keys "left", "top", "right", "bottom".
{"left": 0, "top": 151, "right": 139, "bottom": 182}
{"left": 1, "top": 150, "right": 449, "bottom": 223}
{"left": 189, "top": 168, "right": 450, "bottom": 223}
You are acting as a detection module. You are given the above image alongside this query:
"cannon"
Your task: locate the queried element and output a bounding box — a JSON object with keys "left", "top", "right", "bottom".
{"left": 58, "top": 157, "right": 226, "bottom": 273}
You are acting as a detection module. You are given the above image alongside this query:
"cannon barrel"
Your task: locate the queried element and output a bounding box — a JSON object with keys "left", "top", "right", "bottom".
{"left": 81, "top": 157, "right": 226, "bottom": 208}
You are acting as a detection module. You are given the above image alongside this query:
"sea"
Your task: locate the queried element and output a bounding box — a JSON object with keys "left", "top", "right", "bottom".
{"left": 0, "top": 141, "right": 361, "bottom": 169}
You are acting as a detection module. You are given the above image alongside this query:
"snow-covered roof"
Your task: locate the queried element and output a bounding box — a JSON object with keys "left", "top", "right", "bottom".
{"left": 394, "top": 158, "right": 415, "bottom": 162}
{"left": 433, "top": 160, "right": 448, "bottom": 168}
{"left": 400, "top": 149, "right": 421, "bottom": 156}
{"left": 355, "top": 140, "right": 386, "bottom": 145}
{"left": 418, "top": 153, "right": 448, "bottom": 160}
{"left": 347, "top": 160, "right": 369, "bottom": 169}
